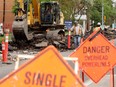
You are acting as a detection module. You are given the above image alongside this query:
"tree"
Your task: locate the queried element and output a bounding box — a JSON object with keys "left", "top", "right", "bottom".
{"left": 90, "top": 0, "right": 116, "bottom": 26}
{"left": 12, "top": 0, "right": 116, "bottom": 26}
{"left": 12, "top": 0, "right": 19, "bottom": 14}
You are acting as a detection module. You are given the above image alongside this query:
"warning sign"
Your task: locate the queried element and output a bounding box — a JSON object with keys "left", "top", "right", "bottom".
{"left": 70, "top": 32, "right": 116, "bottom": 83}
{"left": 0, "top": 46, "right": 84, "bottom": 87}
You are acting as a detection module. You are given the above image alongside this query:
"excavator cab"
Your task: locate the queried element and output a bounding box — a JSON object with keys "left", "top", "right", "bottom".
{"left": 40, "top": 2, "right": 60, "bottom": 25}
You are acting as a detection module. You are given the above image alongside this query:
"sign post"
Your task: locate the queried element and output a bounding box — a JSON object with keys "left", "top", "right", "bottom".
{"left": 110, "top": 68, "right": 114, "bottom": 87}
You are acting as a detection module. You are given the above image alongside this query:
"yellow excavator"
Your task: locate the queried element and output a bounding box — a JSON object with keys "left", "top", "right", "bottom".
{"left": 12, "top": 0, "right": 65, "bottom": 43}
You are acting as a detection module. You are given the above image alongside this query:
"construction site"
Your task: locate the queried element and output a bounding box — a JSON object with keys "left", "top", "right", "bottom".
{"left": 0, "top": 0, "right": 116, "bottom": 87}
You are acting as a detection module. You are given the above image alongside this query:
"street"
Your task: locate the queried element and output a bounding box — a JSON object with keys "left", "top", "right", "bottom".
{"left": 0, "top": 49, "right": 116, "bottom": 87}
{"left": 0, "top": 0, "right": 116, "bottom": 86}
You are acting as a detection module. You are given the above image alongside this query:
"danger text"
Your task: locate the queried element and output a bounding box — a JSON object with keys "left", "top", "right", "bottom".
{"left": 83, "top": 46, "right": 110, "bottom": 53}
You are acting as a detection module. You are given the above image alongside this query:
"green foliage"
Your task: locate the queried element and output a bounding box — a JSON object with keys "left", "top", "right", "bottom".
{"left": 12, "top": 0, "right": 19, "bottom": 14}
{"left": 90, "top": 0, "right": 116, "bottom": 26}
{"left": 90, "top": 0, "right": 102, "bottom": 26}
{"left": 0, "top": 35, "right": 4, "bottom": 43}
{"left": 12, "top": 0, "right": 116, "bottom": 25}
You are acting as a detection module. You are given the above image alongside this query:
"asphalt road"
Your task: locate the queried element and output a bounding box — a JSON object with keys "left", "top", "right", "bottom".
{"left": 0, "top": 49, "right": 116, "bottom": 87}
{"left": 0, "top": 50, "right": 74, "bottom": 79}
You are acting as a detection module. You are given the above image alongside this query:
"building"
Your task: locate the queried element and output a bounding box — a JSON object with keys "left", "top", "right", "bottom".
{"left": 0, "top": 0, "right": 15, "bottom": 31}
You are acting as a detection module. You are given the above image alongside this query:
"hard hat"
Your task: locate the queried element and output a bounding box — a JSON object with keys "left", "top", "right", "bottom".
{"left": 74, "top": 21, "right": 78, "bottom": 24}
{"left": 97, "top": 22, "right": 101, "bottom": 26}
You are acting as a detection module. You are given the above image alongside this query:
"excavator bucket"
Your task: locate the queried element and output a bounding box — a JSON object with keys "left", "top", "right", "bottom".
{"left": 12, "top": 16, "right": 33, "bottom": 41}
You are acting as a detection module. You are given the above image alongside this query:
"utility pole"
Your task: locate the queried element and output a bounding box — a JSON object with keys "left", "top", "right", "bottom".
{"left": 3, "top": 0, "right": 5, "bottom": 31}
{"left": 102, "top": 0, "right": 104, "bottom": 30}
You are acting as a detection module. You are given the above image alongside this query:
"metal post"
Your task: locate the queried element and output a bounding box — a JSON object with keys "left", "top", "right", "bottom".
{"left": 14, "top": 56, "right": 20, "bottom": 70}
{"left": 3, "top": 0, "right": 5, "bottom": 32}
{"left": 82, "top": 72, "right": 84, "bottom": 82}
{"left": 83, "top": 20, "right": 86, "bottom": 36}
{"left": 102, "top": 0, "right": 104, "bottom": 30}
{"left": 110, "top": 68, "right": 114, "bottom": 87}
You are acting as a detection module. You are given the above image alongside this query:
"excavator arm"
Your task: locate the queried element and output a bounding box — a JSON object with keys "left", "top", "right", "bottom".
{"left": 29, "top": 0, "right": 41, "bottom": 25}
{"left": 12, "top": 0, "right": 34, "bottom": 41}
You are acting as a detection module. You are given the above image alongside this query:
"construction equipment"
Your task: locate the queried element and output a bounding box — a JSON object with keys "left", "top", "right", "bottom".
{"left": 12, "top": 0, "right": 65, "bottom": 47}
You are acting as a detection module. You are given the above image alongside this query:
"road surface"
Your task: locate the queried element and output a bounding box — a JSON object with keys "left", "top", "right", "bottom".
{"left": 0, "top": 49, "right": 116, "bottom": 87}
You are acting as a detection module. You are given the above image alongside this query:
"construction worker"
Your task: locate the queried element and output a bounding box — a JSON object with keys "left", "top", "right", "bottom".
{"left": 70, "top": 21, "right": 83, "bottom": 48}
{"left": 93, "top": 22, "right": 101, "bottom": 32}
{"left": 93, "top": 22, "right": 105, "bottom": 36}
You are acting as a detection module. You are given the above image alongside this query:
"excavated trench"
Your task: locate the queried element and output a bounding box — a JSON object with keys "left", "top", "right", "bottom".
{"left": 8, "top": 28, "right": 116, "bottom": 52}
